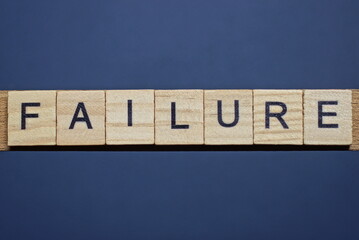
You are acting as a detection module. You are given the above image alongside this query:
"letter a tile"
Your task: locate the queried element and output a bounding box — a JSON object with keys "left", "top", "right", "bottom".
{"left": 155, "top": 90, "right": 203, "bottom": 145}
{"left": 253, "top": 90, "right": 303, "bottom": 145}
{"left": 57, "top": 91, "right": 105, "bottom": 145}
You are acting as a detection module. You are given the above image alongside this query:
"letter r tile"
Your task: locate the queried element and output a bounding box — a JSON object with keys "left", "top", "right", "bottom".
{"left": 304, "top": 90, "right": 352, "bottom": 145}
{"left": 204, "top": 90, "right": 253, "bottom": 145}
{"left": 253, "top": 90, "right": 303, "bottom": 145}
{"left": 57, "top": 91, "right": 105, "bottom": 145}
{"left": 8, "top": 91, "right": 56, "bottom": 146}
{"left": 155, "top": 90, "right": 203, "bottom": 145}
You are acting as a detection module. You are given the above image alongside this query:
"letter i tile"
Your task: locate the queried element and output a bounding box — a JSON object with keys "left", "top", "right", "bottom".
{"left": 106, "top": 90, "right": 154, "bottom": 145}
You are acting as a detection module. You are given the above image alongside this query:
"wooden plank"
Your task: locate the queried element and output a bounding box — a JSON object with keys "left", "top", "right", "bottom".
{"left": 106, "top": 90, "right": 154, "bottom": 145}
{"left": 304, "top": 90, "right": 352, "bottom": 145}
{"left": 155, "top": 90, "right": 204, "bottom": 145}
{"left": 57, "top": 90, "right": 105, "bottom": 146}
{"left": 253, "top": 90, "right": 303, "bottom": 145}
{"left": 8, "top": 91, "right": 57, "bottom": 146}
{"left": 0, "top": 91, "right": 9, "bottom": 151}
{"left": 204, "top": 90, "right": 253, "bottom": 145}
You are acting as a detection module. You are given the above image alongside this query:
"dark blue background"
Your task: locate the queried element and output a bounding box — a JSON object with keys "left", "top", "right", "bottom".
{"left": 1, "top": 1, "right": 358, "bottom": 239}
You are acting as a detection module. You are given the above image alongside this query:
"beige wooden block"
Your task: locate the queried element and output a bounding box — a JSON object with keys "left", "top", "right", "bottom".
{"left": 7, "top": 91, "right": 56, "bottom": 146}
{"left": 351, "top": 90, "right": 359, "bottom": 150}
{"left": 106, "top": 90, "right": 154, "bottom": 145}
{"left": 254, "top": 90, "right": 303, "bottom": 145}
{"left": 155, "top": 90, "right": 203, "bottom": 145}
{"left": 304, "top": 90, "right": 352, "bottom": 145}
{"left": 0, "top": 91, "right": 8, "bottom": 150}
{"left": 204, "top": 90, "right": 253, "bottom": 145}
{"left": 57, "top": 91, "right": 105, "bottom": 145}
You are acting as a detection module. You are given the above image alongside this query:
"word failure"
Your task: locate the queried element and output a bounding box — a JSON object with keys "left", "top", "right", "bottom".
{"left": 7, "top": 90, "right": 352, "bottom": 146}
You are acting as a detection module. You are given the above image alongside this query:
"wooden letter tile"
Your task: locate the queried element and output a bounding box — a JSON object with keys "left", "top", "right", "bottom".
{"left": 8, "top": 91, "right": 56, "bottom": 146}
{"left": 155, "top": 90, "right": 203, "bottom": 145}
{"left": 57, "top": 91, "right": 105, "bottom": 145}
{"left": 254, "top": 90, "right": 303, "bottom": 145}
{"left": 304, "top": 90, "right": 352, "bottom": 145}
{"left": 204, "top": 90, "right": 253, "bottom": 145}
{"left": 106, "top": 90, "right": 154, "bottom": 145}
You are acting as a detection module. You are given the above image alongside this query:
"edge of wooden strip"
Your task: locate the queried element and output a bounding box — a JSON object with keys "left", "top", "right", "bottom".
{"left": 350, "top": 89, "right": 359, "bottom": 150}
{"left": 0, "top": 91, "right": 9, "bottom": 151}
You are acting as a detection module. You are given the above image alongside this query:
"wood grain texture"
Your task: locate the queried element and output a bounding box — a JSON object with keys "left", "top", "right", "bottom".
{"left": 205, "top": 90, "right": 253, "bottom": 145}
{"left": 350, "top": 89, "right": 359, "bottom": 150}
{"left": 304, "top": 90, "right": 352, "bottom": 145}
{"left": 1, "top": 89, "right": 359, "bottom": 150}
{"left": 106, "top": 90, "right": 154, "bottom": 145}
{"left": 8, "top": 91, "right": 57, "bottom": 146}
{"left": 0, "top": 91, "right": 9, "bottom": 151}
{"left": 253, "top": 90, "right": 303, "bottom": 145}
{"left": 57, "top": 90, "right": 105, "bottom": 146}
{"left": 155, "top": 90, "right": 203, "bottom": 145}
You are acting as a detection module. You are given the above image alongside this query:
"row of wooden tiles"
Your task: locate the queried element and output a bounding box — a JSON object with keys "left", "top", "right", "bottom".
{"left": 7, "top": 90, "right": 352, "bottom": 146}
